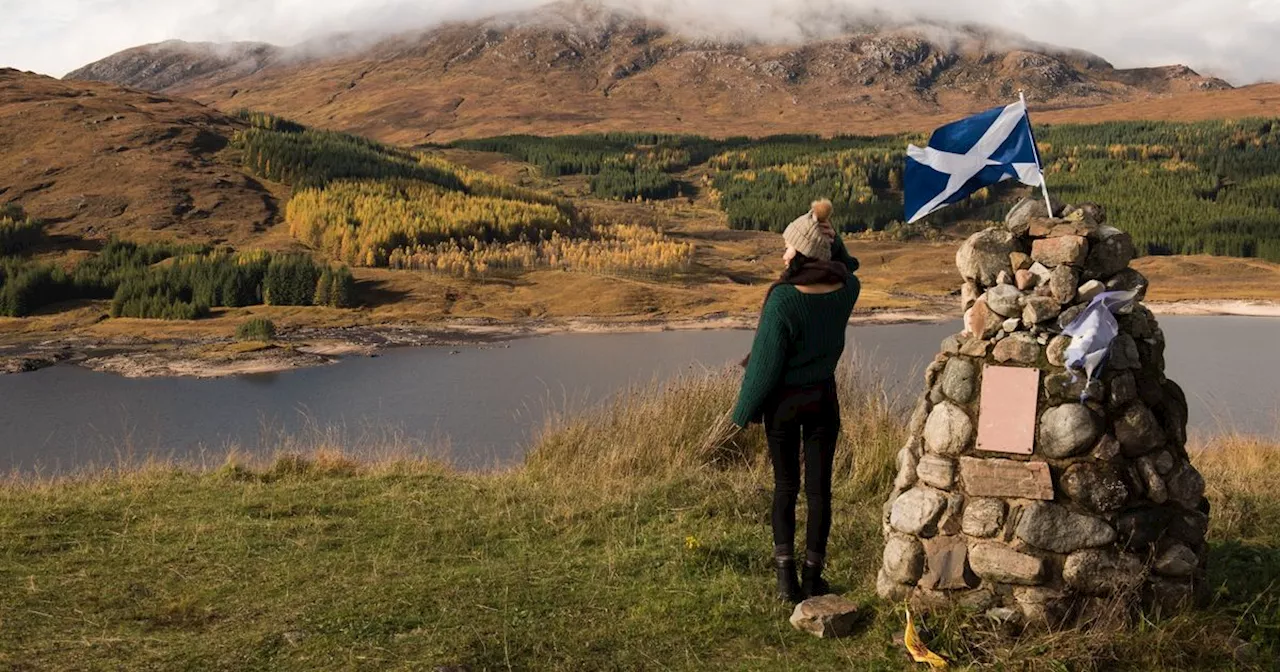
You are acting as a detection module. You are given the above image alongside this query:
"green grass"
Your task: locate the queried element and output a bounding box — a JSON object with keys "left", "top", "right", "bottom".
{"left": 2, "top": 368, "right": 1278, "bottom": 670}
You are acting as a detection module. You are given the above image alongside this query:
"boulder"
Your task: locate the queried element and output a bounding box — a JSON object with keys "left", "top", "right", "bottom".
{"left": 930, "top": 352, "right": 952, "bottom": 382}
{"left": 1038, "top": 404, "right": 1102, "bottom": 458}
{"left": 790, "top": 595, "right": 866, "bottom": 638}
{"left": 961, "top": 281, "right": 981, "bottom": 312}
{"left": 1028, "top": 218, "right": 1055, "bottom": 238}
{"left": 1002, "top": 317, "right": 1021, "bottom": 333}
{"left": 1171, "top": 510, "right": 1210, "bottom": 547}
{"left": 985, "top": 284, "right": 1025, "bottom": 318}
{"left": 1064, "top": 202, "right": 1107, "bottom": 225}
{"left": 917, "top": 455, "right": 957, "bottom": 489}
{"left": 1091, "top": 434, "right": 1121, "bottom": 461}
{"left": 1083, "top": 227, "right": 1136, "bottom": 280}
{"left": 1115, "top": 403, "right": 1166, "bottom": 457}
{"left": 890, "top": 487, "right": 948, "bottom": 537}
{"left": 1057, "top": 304, "right": 1086, "bottom": 331}
{"left": 960, "top": 338, "right": 991, "bottom": 358}
{"left": 1154, "top": 544, "right": 1199, "bottom": 578}
{"left": 1044, "top": 371, "right": 1105, "bottom": 404}
{"left": 1145, "top": 578, "right": 1196, "bottom": 616}
{"left": 1138, "top": 456, "right": 1168, "bottom": 504}
{"left": 1027, "top": 261, "right": 1053, "bottom": 284}
{"left": 1010, "top": 251, "right": 1033, "bottom": 271}
{"left": 968, "top": 542, "right": 1045, "bottom": 585}
{"left": 993, "top": 332, "right": 1042, "bottom": 364}
{"left": 1014, "top": 586, "right": 1073, "bottom": 627}
{"left": 1046, "top": 335, "right": 1071, "bottom": 367}
{"left": 1077, "top": 279, "right": 1106, "bottom": 304}
{"left": 1015, "top": 269, "right": 1037, "bottom": 290}
{"left": 1016, "top": 502, "right": 1117, "bottom": 554}
{"left": 876, "top": 569, "right": 912, "bottom": 602}
{"left": 1023, "top": 296, "right": 1061, "bottom": 325}
{"left": 1106, "top": 268, "right": 1149, "bottom": 301}
{"left": 920, "top": 535, "right": 976, "bottom": 590}
{"left": 937, "top": 493, "right": 966, "bottom": 536}
{"left": 1051, "top": 222, "right": 1099, "bottom": 238}
{"left": 883, "top": 534, "right": 926, "bottom": 584}
{"left": 1006, "top": 196, "right": 1064, "bottom": 232}
{"left": 965, "top": 298, "right": 1003, "bottom": 339}
{"left": 1108, "top": 372, "right": 1138, "bottom": 409}
{"left": 1116, "top": 507, "right": 1175, "bottom": 552}
{"left": 1032, "top": 235, "right": 1089, "bottom": 267}
{"left": 1049, "top": 265, "right": 1078, "bottom": 304}
{"left": 1109, "top": 334, "right": 1142, "bottom": 370}
{"left": 962, "top": 498, "right": 1007, "bottom": 538}
{"left": 1062, "top": 462, "right": 1129, "bottom": 513}
{"left": 923, "top": 402, "right": 974, "bottom": 456}
{"left": 957, "top": 229, "right": 1018, "bottom": 287}
{"left": 1166, "top": 463, "right": 1206, "bottom": 510}
{"left": 1120, "top": 308, "right": 1156, "bottom": 339}
{"left": 940, "top": 357, "right": 977, "bottom": 404}
{"left": 893, "top": 442, "right": 921, "bottom": 491}
{"left": 1063, "top": 549, "right": 1145, "bottom": 595}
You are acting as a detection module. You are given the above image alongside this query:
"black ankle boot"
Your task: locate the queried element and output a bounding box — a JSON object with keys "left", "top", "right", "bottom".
{"left": 775, "top": 558, "right": 803, "bottom": 604}
{"left": 802, "top": 562, "right": 830, "bottom": 598}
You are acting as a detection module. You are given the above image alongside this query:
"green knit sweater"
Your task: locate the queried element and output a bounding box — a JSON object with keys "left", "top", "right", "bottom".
{"left": 731, "top": 275, "right": 860, "bottom": 427}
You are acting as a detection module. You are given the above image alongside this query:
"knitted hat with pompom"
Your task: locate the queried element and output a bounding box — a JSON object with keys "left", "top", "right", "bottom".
{"left": 782, "top": 203, "right": 834, "bottom": 261}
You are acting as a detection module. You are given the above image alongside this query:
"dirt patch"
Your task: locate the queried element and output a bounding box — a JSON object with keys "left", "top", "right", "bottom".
{"left": 81, "top": 345, "right": 334, "bottom": 378}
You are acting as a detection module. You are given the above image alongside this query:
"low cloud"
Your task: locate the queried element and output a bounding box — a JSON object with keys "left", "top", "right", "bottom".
{"left": 1, "top": 0, "right": 1275, "bottom": 84}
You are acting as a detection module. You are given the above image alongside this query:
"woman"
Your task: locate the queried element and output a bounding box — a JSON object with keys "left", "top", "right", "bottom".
{"left": 731, "top": 200, "right": 860, "bottom": 604}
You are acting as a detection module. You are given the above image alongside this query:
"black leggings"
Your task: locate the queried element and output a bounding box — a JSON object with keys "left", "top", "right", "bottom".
{"left": 763, "top": 378, "right": 840, "bottom": 559}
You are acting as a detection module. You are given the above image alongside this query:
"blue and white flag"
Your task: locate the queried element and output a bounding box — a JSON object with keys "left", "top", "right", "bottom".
{"left": 905, "top": 99, "right": 1044, "bottom": 223}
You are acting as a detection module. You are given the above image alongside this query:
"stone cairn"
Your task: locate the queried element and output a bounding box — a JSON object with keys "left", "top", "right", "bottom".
{"left": 876, "top": 197, "right": 1209, "bottom": 628}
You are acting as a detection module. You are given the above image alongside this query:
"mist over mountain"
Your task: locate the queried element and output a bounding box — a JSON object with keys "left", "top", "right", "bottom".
{"left": 5, "top": 0, "right": 1277, "bottom": 84}
{"left": 59, "top": 2, "right": 1236, "bottom": 144}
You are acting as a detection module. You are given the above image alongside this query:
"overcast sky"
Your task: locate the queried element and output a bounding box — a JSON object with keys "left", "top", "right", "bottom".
{"left": 1, "top": 0, "right": 1276, "bottom": 84}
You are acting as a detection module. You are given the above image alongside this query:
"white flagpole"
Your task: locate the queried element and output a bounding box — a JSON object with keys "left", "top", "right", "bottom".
{"left": 1020, "top": 91, "right": 1055, "bottom": 218}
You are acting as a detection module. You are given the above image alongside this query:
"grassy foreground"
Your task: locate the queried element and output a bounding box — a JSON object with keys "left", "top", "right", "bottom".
{"left": 2, "top": 370, "right": 1278, "bottom": 671}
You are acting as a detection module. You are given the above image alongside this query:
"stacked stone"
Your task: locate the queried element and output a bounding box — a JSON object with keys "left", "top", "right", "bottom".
{"left": 876, "top": 197, "right": 1209, "bottom": 628}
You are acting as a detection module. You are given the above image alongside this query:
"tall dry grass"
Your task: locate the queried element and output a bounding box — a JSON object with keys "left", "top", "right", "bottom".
{"left": 1194, "top": 434, "right": 1280, "bottom": 543}
{"left": 524, "top": 357, "right": 906, "bottom": 501}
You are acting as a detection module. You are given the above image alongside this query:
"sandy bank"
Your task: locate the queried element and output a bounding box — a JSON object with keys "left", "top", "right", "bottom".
{"left": 2, "top": 303, "right": 1273, "bottom": 379}
{"left": 1147, "top": 300, "right": 1280, "bottom": 318}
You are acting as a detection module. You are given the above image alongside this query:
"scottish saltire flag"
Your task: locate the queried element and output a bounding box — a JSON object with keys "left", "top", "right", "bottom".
{"left": 905, "top": 99, "right": 1045, "bottom": 223}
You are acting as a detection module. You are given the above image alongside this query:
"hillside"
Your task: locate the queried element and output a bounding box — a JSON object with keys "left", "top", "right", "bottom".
{"left": 64, "top": 2, "right": 1232, "bottom": 144}
{"left": 0, "top": 69, "right": 282, "bottom": 247}
{"left": 2, "top": 372, "right": 1277, "bottom": 669}
{"left": 2, "top": 68, "right": 1279, "bottom": 374}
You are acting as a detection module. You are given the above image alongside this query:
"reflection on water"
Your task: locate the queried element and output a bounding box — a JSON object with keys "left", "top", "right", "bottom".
{"left": 0, "top": 317, "right": 1275, "bottom": 473}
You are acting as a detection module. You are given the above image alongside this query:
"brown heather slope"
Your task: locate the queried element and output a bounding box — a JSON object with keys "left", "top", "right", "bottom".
{"left": 65, "top": 2, "right": 1232, "bottom": 144}
{"left": 0, "top": 69, "right": 282, "bottom": 247}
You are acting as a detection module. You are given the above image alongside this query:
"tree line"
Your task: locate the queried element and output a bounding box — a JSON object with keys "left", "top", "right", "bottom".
{"left": 461, "top": 118, "right": 1280, "bottom": 262}
{"left": 0, "top": 206, "right": 44, "bottom": 256}
{"left": 286, "top": 179, "right": 580, "bottom": 267}
{"left": 0, "top": 237, "right": 356, "bottom": 319}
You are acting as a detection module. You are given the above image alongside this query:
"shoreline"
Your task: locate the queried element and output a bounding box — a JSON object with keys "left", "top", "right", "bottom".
{"left": 1, "top": 300, "right": 1276, "bottom": 379}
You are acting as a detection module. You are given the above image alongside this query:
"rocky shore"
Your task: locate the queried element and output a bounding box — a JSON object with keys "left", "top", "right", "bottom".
{"left": 0, "top": 309, "right": 950, "bottom": 378}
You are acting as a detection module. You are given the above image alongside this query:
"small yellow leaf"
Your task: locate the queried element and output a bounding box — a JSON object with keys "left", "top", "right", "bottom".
{"left": 903, "top": 608, "right": 949, "bottom": 669}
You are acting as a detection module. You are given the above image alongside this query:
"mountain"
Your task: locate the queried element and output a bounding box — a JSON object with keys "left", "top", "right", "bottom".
{"left": 0, "top": 69, "right": 279, "bottom": 245}
{"left": 64, "top": 2, "right": 1232, "bottom": 144}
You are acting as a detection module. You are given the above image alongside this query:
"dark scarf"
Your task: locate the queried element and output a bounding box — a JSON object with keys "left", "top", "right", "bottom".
{"left": 739, "top": 259, "right": 850, "bottom": 368}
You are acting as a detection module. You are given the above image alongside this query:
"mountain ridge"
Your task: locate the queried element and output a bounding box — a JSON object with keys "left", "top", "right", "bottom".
{"left": 63, "top": 2, "right": 1232, "bottom": 144}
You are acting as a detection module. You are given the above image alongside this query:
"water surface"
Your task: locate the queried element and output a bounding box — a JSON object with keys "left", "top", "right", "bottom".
{"left": 1, "top": 317, "right": 1275, "bottom": 473}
